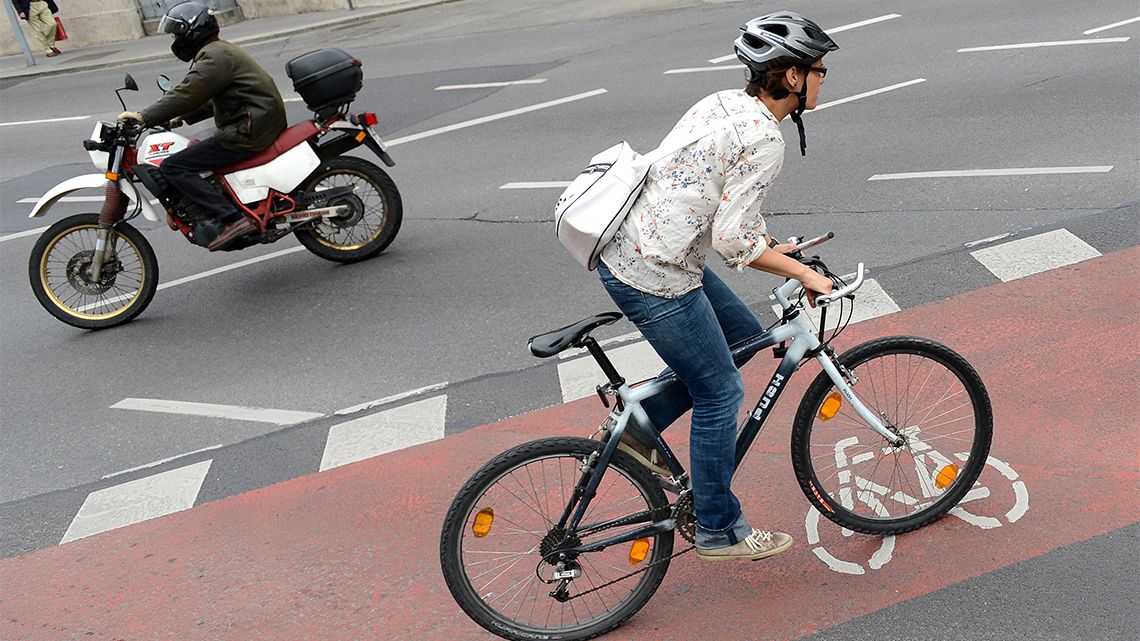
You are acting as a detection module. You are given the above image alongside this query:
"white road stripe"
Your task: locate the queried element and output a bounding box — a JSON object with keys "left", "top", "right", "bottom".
{"left": 320, "top": 395, "right": 447, "bottom": 471}
{"left": 386, "top": 88, "right": 607, "bottom": 146}
{"left": 958, "top": 37, "right": 1129, "bottom": 52}
{"left": 970, "top": 229, "right": 1101, "bottom": 282}
{"left": 707, "top": 14, "right": 902, "bottom": 63}
{"left": 335, "top": 382, "right": 449, "bottom": 416}
{"left": 111, "top": 397, "right": 324, "bottom": 425}
{"left": 868, "top": 166, "right": 1113, "bottom": 181}
{"left": 1083, "top": 16, "right": 1140, "bottom": 35}
{"left": 964, "top": 233, "right": 1014, "bottom": 248}
{"left": 283, "top": 97, "right": 305, "bottom": 103}
{"left": 665, "top": 64, "right": 743, "bottom": 74}
{"left": 102, "top": 444, "right": 224, "bottom": 480}
{"left": 61, "top": 460, "right": 212, "bottom": 544}
{"left": 810, "top": 78, "right": 926, "bottom": 113}
{"left": 0, "top": 226, "right": 48, "bottom": 243}
{"left": 0, "top": 115, "right": 91, "bottom": 127}
{"left": 500, "top": 181, "right": 571, "bottom": 189}
{"left": 436, "top": 79, "right": 547, "bottom": 90}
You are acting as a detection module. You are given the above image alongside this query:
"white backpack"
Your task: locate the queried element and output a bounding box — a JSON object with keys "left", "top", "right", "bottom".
{"left": 553, "top": 118, "right": 748, "bottom": 270}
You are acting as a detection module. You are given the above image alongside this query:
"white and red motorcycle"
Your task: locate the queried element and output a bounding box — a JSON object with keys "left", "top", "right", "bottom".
{"left": 28, "top": 63, "right": 401, "bottom": 330}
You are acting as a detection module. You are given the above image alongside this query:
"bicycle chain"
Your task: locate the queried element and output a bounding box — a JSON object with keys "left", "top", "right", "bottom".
{"left": 564, "top": 544, "right": 696, "bottom": 601}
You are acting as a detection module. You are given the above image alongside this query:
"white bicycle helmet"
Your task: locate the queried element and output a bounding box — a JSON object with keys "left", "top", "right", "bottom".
{"left": 734, "top": 11, "right": 838, "bottom": 156}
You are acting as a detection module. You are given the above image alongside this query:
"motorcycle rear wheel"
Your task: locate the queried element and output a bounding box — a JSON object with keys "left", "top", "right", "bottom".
{"left": 293, "top": 157, "right": 402, "bottom": 263}
{"left": 28, "top": 214, "right": 159, "bottom": 330}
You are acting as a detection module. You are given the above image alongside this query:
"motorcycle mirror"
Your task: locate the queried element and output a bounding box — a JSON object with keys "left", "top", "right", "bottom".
{"left": 157, "top": 75, "right": 173, "bottom": 93}
{"left": 123, "top": 74, "right": 138, "bottom": 92}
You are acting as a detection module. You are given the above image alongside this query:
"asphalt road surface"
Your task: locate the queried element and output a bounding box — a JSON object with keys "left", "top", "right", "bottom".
{"left": 0, "top": 0, "right": 1136, "bottom": 610}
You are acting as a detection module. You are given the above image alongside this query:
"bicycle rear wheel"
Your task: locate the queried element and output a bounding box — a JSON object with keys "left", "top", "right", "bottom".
{"left": 791, "top": 336, "right": 992, "bottom": 535}
{"left": 440, "top": 437, "right": 674, "bottom": 641}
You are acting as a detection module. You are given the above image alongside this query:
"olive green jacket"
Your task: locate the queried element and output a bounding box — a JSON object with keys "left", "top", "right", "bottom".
{"left": 141, "top": 39, "right": 287, "bottom": 151}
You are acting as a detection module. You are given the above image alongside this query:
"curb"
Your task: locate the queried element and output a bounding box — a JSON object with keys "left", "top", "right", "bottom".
{"left": 0, "top": 0, "right": 453, "bottom": 81}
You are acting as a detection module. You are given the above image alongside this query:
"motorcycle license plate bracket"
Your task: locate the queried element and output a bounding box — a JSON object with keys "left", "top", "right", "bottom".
{"left": 322, "top": 118, "right": 395, "bottom": 167}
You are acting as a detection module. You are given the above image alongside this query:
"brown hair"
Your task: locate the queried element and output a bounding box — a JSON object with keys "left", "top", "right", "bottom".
{"left": 745, "top": 58, "right": 816, "bottom": 99}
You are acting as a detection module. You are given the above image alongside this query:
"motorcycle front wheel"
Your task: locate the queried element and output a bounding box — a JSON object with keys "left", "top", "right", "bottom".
{"left": 293, "top": 157, "right": 403, "bottom": 263}
{"left": 28, "top": 214, "right": 159, "bottom": 330}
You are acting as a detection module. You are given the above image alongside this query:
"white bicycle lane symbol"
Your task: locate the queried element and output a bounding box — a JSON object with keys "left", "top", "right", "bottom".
{"left": 805, "top": 428, "right": 1030, "bottom": 575}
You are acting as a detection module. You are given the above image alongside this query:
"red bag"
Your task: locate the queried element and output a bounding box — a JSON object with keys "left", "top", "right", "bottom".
{"left": 54, "top": 16, "right": 68, "bottom": 42}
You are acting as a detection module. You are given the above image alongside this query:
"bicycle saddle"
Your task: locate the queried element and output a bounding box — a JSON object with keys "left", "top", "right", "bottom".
{"left": 528, "top": 311, "right": 623, "bottom": 358}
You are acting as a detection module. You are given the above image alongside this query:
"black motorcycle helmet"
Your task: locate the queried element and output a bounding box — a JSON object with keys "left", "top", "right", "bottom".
{"left": 160, "top": 1, "right": 220, "bottom": 62}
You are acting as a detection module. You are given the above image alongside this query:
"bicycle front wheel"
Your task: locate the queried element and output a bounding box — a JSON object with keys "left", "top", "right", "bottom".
{"left": 791, "top": 337, "right": 993, "bottom": 535}
{"left": 440, "top": 437, "right": 674, "bottom": 641}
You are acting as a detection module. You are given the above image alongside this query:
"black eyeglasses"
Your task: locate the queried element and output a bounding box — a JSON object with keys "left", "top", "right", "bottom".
{"left": 806, "top": 65, "right": 828, "bottom": 78}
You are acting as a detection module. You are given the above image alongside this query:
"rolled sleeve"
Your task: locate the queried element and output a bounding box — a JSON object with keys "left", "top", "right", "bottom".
{"left": 711, "top": 138, "right": 783, "bottom": 270}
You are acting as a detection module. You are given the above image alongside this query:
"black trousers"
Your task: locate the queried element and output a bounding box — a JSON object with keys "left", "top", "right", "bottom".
{"left": 160, "top": 137, "right": 255, "bottom": 222}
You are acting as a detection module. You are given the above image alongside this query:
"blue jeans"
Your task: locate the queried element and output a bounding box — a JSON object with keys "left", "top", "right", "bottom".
{"left": 598, "top": 262, "right": 764, "bottom": 548}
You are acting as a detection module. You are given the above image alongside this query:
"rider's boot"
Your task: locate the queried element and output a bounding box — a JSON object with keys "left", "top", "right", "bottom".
{"left": 208, "top": 215, "right": 257, "bottom": 251}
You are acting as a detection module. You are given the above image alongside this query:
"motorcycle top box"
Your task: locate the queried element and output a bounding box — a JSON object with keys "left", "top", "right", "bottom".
{"left": 286, "top": 48, "right": 363, "bottom": 117}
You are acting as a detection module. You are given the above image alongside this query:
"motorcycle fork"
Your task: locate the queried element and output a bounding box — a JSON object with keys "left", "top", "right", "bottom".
{"left": 91, "top": 179, "right": 128, "bottom": 281}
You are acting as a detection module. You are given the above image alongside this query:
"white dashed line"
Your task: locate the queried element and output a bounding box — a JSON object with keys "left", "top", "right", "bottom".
{"left": 868, "top": 166, "right": 1113, "bottom": 181}
{"left": 61, "top": 460, "right": 212, "bottom": 544}
{"left": 0, "top": 226, "right": 48, "bottom": 243}
{"left": 500, "top": 181, "right": 572, "bottom": 189}
{"left": 1083, "top": 16, "right": 1140, "bottom": 35}
{"left": 111, "top": 398, "right": 324, "bottom": 425}
{"left": 102, "top": 444, "right": 225, "bottom": 480}
{"left": 0, "top": 115, "right": 91, "bottom": 127}
{"left": 970, "top": 229, "right": 1102, "bottom": 282}
{"left": 435, "top": 79, "right": 548, "bottom": 90}
{"left": 958, "top": 37, "right": 1129, "bottom": 52}
{"left": 809, "top": 79, "right": 926, "bottom": 113}
{"left": 558, "top": 341, "right": 665, "bottom": 403}
{"left": 386, "top": 88, "right": 608, "bottom": 146}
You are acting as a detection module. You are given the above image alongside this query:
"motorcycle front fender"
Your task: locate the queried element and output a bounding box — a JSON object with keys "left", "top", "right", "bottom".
{"left": 28, "top": 174, "right": 161, "bottom": 223}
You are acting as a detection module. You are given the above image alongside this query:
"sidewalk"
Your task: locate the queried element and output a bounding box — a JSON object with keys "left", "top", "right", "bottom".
{"left": 0, "top": 0, "right": 450, "bottom": 81}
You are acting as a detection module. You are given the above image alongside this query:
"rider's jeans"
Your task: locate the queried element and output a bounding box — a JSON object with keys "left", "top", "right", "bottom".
{"left": 598, "top": 261, "right": 764, "bottom": 548}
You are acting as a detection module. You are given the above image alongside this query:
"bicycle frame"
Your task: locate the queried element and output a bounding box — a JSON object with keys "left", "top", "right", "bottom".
{"left": 552, "top": 277, "right": 902, "bottom": 558}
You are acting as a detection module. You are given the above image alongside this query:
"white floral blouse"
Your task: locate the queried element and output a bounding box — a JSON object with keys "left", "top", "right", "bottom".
{"left": 600, "top": 89, "right": 784, "bottom": 298}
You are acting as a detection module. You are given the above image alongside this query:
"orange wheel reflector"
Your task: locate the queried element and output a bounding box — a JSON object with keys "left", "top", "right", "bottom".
{"left": 629, "top": 538, "right": 650, "bottom": 565}
{"left": 935, "top": 464, "right": 960, "bottom": 489}
{"left": 818, "top": 392, "right": 843, "bottom": 421}
{"left": 472, "top": 508, "right": 494, "bottom": 538}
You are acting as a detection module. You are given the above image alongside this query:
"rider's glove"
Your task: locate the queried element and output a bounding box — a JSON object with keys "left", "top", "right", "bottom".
{"left": 117, "top": 111, "right": 144, "bottom": 124}
{"left": 167, "top": 117, "right": 183, "bottom": 129}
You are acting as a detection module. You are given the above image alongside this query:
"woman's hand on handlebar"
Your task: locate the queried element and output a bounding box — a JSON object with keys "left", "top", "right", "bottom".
{"left": 798, "top": 266, "right": 834, "bottom": 308}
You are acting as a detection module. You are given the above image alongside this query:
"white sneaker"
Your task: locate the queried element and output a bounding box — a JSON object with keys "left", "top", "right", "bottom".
{"left": 697, "top": 529, "right": 793, "bottom": 561}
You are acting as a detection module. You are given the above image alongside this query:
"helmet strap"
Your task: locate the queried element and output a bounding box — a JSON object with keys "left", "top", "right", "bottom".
{"left": 790, "top": 72, "right": 809, "bottom": 156}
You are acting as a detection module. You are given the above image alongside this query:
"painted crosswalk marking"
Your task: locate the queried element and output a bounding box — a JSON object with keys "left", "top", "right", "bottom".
{"left": 970, "top": 229, "right": 1102, "bottom": 282}
{"left": 61, "top": 460, "right": 212, "bottom": 544}
{"left": 319, "top": 395, "right": 448, "bottom": 471}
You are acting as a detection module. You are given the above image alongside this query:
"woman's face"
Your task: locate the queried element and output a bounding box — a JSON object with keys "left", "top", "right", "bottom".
{"left": 787, "top": 57, "right": 828, "bottom": 110}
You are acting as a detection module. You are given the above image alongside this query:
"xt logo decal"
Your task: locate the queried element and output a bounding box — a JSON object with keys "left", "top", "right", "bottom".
{"left": 148, "top": 142, "right": 175, "bottom": 154}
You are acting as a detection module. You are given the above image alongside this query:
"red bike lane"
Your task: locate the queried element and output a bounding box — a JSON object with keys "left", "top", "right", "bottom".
{"left": 4, "top": 247, "right": 1137, "bottom": 641}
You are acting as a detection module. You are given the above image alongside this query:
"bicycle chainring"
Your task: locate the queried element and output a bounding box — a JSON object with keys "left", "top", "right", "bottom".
{"left": 673, "top": 492, "right": 696, "bottom": 543}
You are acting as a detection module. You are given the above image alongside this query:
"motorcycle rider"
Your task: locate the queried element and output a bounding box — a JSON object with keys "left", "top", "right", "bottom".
{"left": 117, "top": 1, "right": 287, "bottom": 251}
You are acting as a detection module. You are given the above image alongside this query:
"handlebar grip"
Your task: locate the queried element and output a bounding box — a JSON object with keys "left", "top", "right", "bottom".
{"left": 816, "top": 262, "right": 865, "bottom": 305}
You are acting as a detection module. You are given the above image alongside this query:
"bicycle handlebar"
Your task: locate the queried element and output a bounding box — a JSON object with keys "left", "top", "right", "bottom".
{"left": 815, "top": 262, "right": 865, "bottom": 306}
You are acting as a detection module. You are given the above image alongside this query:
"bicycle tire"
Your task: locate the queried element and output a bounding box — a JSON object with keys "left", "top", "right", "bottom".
{"left": 440, "top": 437, "right": 674, "bottom": 641}
{"left": 791, "top": 336, "right": 993, "bottom": 535}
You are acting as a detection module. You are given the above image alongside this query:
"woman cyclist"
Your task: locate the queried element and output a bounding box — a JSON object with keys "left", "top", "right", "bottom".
{"left": 596, "top": 11, "right": 838, "bottom": 561}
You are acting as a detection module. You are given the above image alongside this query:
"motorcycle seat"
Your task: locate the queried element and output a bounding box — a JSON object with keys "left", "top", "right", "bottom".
{"left": 216, "top": 120, "right": 320, "bottom": 173}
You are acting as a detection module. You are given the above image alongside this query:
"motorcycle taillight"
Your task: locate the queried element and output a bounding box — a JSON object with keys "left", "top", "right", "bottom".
{"left": 361, "top": 112, "right": 379, "bottom": 127}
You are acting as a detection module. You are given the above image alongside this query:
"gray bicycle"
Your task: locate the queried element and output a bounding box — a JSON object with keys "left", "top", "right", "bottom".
{"left": 440, "top": 233, "right": 993, "bottom": 641}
